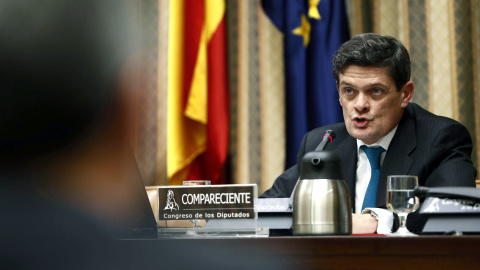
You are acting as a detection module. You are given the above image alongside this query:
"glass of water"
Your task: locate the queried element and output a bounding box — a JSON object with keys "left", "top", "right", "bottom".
{"left": 386, "top": 175, "right": 420, "bottom": 236}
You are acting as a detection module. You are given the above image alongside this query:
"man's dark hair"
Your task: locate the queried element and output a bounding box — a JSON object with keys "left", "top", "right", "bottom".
{"left": 333, "top": 33, "right": 411, "bottom": 91}
{"left": 0, "top": 0, "right": 136, "bottom": 168}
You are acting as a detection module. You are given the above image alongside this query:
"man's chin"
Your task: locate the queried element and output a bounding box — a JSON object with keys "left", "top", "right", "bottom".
{"left": 349, "top": 130, "right": 373, "bottom": 143}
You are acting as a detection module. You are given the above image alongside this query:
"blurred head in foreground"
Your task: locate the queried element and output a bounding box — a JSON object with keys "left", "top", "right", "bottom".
{"left": 0, "top": 0, "right": 136, "bottom": 166}
{"left": 0, "top": 0, "right": 146, "bottom": 232}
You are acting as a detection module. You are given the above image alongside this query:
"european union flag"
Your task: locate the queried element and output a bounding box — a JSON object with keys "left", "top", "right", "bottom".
{"left": 262, "top": 0, "right": 350, "bottom": 168}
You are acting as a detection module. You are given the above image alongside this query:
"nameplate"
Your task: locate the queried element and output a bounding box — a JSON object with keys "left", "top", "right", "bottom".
{"left": 256, "top": 198, "right": 292, "bottom": 213}
{"left": 420, "top": 196, "right": 480, "bottom": 214}
{"left": 157, "top": 184, "right": 257, "bottom": 221}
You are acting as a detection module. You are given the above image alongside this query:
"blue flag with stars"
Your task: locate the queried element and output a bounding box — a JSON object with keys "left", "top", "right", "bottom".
{"left": 262, "top": 0, "right": 350, "bottom": 168}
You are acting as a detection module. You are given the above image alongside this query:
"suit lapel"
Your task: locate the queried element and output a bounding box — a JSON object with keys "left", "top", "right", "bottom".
{"left": 376, "top": 107, "right": 416, "bottom": 207}
{"left": 334, "top": 136, "right": 357, "bottom": 209}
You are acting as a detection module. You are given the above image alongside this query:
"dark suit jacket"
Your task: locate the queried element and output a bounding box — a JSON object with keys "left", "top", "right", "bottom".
{"left": 261, "top": 103, "right": 477, "bottom": 230}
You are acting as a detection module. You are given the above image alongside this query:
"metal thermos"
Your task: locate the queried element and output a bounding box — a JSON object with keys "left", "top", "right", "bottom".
{"left": 292, "top": 150, "right": 352, "bottom": 235}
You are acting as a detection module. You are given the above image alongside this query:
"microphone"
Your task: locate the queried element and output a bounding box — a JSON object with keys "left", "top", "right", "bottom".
{"left": 414, "top": 186, "right": 429, "bottom": 198}
{"left": 315, "top": 130, "right": 336, "bottom": 151}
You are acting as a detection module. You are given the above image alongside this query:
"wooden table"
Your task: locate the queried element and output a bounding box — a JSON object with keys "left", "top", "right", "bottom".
{"left": 122, "top": 235, "right": 480, "bottom": 269}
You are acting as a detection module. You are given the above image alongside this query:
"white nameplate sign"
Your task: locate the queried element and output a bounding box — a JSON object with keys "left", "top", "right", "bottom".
{"left": 157, "top": 184, "right": 257, "bottom": 221}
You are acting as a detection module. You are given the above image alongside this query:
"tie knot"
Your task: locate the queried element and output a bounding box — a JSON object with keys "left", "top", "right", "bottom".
{"left": 361, "top": 145, "right": 385, "bottom": 169}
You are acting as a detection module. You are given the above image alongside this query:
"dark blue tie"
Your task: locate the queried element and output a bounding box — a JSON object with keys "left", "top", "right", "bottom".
{"left": 361, "top": 145, "right": 385, "bottom": 211}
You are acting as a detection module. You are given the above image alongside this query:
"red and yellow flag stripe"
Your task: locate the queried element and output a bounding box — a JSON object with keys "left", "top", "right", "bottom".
{"left": 168, "top": 0, "right": 229, "bottom": 185}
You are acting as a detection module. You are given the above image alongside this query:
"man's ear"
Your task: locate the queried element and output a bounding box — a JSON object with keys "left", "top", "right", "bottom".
{"left": 401, "top": 81, "right": 414, "bottom": 108}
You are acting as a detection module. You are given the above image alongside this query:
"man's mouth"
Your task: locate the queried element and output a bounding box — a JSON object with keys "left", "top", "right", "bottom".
{"left": 353, "top": 117, "right": 370, "bottom": 128}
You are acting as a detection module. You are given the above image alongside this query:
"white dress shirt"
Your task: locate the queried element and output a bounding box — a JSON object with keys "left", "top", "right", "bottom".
{"left": 355, "top": 126, "right": 398, "bottom": 234}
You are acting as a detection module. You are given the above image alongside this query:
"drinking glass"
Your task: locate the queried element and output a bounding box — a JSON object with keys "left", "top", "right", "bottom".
{"left": 386, "top": 175, "right": 420, "bottom": 236}
{"left": 183, "top": 180, "right": 211, "bottom": 229}
{"left": 183, "top": 180, "right": 211, "bottom": 187}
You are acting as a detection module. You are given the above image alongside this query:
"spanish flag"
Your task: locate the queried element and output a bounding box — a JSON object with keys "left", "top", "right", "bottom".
{"left": 168, "top": 0, "right": 229, "bottom": 185}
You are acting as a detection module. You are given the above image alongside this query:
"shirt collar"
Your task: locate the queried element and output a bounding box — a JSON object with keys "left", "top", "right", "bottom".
{"left": 356, "top": 126, "right": 398, "bottom": 152}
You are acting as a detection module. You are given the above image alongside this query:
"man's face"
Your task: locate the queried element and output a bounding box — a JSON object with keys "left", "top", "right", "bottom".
{"left": 337, "top": 65, "right": 413, "bottom": 145}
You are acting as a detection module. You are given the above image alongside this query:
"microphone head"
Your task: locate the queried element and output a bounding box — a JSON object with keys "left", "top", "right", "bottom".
{"left": 325, "top": 130, "right": 336, "bottom": 140}
{"left": 414, "top": 186, "right": 429, "bottom": 198}
{"left": 316, "top": 130, "right": 336, "bottom": 151}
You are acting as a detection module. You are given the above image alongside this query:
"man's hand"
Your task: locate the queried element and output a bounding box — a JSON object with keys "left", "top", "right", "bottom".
{"left": 352, "top": 213, "right": 378, "bottom": 234}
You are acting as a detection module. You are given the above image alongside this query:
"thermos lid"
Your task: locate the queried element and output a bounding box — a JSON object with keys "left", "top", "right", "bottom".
{"left": 300, "top": 150, "right": 344, "bottom": 180}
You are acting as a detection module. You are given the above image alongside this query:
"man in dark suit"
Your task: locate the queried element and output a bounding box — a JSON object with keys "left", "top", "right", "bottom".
{"left": 261, "top": 33, "right": 477, "bottom": 234}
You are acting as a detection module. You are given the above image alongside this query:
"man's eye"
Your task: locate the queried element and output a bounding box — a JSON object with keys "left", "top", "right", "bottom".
{"left": 372, "top": 89, "right": 382, "bottom": 95}
{"left": 345, "top": 88, "right": 354, "bottom": 95}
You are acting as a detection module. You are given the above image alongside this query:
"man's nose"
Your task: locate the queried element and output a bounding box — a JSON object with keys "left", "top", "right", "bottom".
{"left": 354, "top": 93, "right": 369, "bottom": 112}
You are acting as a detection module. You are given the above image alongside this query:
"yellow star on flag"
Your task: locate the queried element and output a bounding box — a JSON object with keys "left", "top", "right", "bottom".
{"left": 292, "top": 14, "right": 311, "bottom": 47}
{"left": 308, "top": 0, "right": 321, "bottom": 20}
